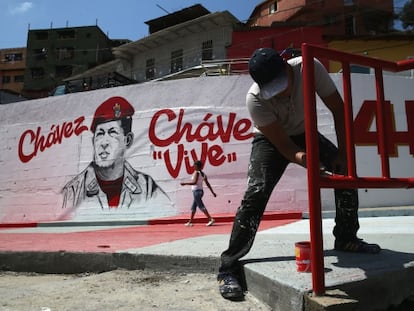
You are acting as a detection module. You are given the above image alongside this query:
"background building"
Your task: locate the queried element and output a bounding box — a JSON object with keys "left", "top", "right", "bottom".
{"left": 1, "top": 1, "right": 413, "bottom": 100}
{"left": 23, "top": 25, "right": 115, "bottom": 98}
{"left": 247, "top": 0, "right": 394, "bottom": 37}
{"left": 328, "top": 34, "right": 414, "bottom": 74}
{"left": 0, "top": 47, "right": 26, "bottom": 94}
{"left": 111, "top": 4, "right": 241, "bottom": 82}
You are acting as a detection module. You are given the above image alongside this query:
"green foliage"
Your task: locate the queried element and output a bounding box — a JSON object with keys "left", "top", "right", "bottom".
{"left": 399, "top": 0, "right": 414, "bottom": 29}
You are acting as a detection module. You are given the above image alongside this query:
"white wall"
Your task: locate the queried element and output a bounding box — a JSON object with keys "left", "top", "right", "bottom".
{"left": 126, "top": 26, "right": 233, "bottom": 82}
{"left": 0, "top": 74, "right": 413, "bottom": 223}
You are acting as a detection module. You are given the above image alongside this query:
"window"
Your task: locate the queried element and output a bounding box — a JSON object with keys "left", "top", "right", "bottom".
{"left": 31, "top": 68, "right": 44, "bottom": 79}
{"left": 57, "top": 30, "right": 75, "bottom": 39}
{"left": 55, "top": 65, "right": 72, "bottom": 78}
{"left": 56, "top": 47, "right": 75, "bottom": 60}
{"left": 269, "top": 2, "right": 277, "bottom": 14}
{"left": 14, "top": 75, "right": 24, "bottom": 83}
{"left": 146, "top": 58, "right": 155, "bottom": 80}
{"left": 4, "top": 53, "right": 23, "bottom": 62}
{"left": 202, "top": 40, "right": 213, "bottom": 61}
{"left": 344, "top": 0, "right": 354, "bottom": 5}
{"left": 35, "top": 31, "right": 48, "bottom": 40}
{"left": 171, "top": 49, "right": 183, "bottom": 73}
{"left": 2, "top": 76, "right": 11, "bottom": 84}
{"left": 345, "top": 15, "right": 355, "bottom": 36}
{"left": 324, "top": 15, "right": 337, "bottom": 25}
{"left": 34, "top": 48, "right": 48, "bottom": 60}
{"left": 51, "top": 85, "right": 68, "bottom": 96}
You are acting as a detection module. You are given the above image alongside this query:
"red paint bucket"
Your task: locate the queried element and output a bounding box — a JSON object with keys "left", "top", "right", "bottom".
{"left": 295, "top": 241, "right": 311, "bottom": 272}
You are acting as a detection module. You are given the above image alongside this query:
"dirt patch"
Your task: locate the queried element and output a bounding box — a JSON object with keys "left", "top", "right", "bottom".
{"left": 0, "top": 270, "right": 271, "bottom": 311}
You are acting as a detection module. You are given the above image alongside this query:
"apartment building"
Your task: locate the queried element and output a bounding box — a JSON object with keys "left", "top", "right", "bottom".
{"left": 68, "top": 5, "right": 241, "bottom": 85}
{"left": 23, "top": 25, "right": 115, "bottom": 98}
{"left": 0, "top": 47, "right": 26, "bottom": 95}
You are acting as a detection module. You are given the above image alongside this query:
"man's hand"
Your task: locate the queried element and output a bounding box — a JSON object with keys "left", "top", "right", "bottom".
{"left": 330, "top": 151, "right": 348, "bottom": 175}
{"left": 319, "top": 164, "right": 333, "bottom": 176}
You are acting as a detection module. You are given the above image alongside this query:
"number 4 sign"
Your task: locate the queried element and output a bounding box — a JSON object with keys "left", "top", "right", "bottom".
{"left": 353, "top": 100, "right": 414, "bottom": 157}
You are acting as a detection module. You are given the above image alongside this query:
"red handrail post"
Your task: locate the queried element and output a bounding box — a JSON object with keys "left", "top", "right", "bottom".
{"left": 302, "top": 43, "right": 325, "bottom": 296}
{"left": 374, "top": 68, "right": 391, "bottom": 178}
{"left": 341, "top": 63, "right": 358, "bottom": 178}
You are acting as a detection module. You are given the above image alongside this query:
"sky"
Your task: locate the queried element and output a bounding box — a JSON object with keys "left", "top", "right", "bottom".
{"left": 0, "top": 0, "right": 261, "bottom": 49}
{"left": 0, "top": 0, "right": 409, "bottom": 50}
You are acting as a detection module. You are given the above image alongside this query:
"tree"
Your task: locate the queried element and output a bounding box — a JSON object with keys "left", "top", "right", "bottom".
{"left": 399, "top": 0, "right": 414, "bottom": 30}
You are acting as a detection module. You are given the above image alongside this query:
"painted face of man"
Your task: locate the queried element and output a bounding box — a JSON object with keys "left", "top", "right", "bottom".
{"left": 93, "top": 120, "right": 127, "bottom": 168}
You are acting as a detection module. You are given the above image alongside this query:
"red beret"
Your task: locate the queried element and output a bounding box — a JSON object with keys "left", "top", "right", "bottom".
{"left": 90, "top": 96, "right": 135, "bottom": 132}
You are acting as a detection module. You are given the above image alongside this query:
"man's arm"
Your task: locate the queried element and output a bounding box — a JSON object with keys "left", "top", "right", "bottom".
{"left": 322, "top": 90, "right": 346, "bottom": 152}
{"left": 321, "top": 90, "right": 348, "bottom": 174}
{"left": 258, "top": 121, "right": 307, "bottom": 168}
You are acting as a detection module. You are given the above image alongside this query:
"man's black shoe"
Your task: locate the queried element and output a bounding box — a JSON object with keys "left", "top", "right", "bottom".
{"left": 217, "top": 272, "right": 244, "bottom": 300}
{"left": 335, "top": 238, "right": 381, "bottom": 254}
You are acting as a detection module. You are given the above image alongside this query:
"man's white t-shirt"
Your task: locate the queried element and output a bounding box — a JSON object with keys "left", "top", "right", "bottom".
{"left": 246, "top": 57, "right": 337, "bottom": 136}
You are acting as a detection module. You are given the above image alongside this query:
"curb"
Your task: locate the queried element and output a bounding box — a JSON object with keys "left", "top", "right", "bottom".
{"left": 147, "top": 211, "right": 302, "bottom": 225}
{"left": 302, "top": 206, "right": 414, "bottom": 219}
{"left": 2, "top": 205, "right": 414, "bottom": 228}
{"left": 0, "top": 251, "right": 220, "bottom": 274}
{"left": 0, "top": 211, "right": 302, "bottom": 228}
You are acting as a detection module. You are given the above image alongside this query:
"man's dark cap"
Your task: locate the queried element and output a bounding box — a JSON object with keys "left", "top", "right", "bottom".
{"left": 90, "top": 96, "right": 135, "bottom": 132}
{"left": 248, "top": 48, "right": 288, "bottom": 100}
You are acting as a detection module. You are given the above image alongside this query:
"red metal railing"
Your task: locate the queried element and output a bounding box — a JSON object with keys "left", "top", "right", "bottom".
{"left": 301, "top": 43, "right": 414, "bottom": 295}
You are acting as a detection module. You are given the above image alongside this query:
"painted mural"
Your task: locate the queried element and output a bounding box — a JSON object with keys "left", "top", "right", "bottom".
{"left": 0, "top": 74, "right": 413, "bottom": 224}
{"left": 59, "top": 96, "right": 174, "bottom": 220}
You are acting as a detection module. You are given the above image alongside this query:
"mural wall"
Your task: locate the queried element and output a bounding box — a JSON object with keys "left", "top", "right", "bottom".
{"left": 0, "top": 74, "right": 413, "bottom": 224}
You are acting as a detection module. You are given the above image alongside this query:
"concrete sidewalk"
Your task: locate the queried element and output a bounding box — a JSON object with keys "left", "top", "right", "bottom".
{"left": 1, "top": 210, "right": 414, "bottom": 311}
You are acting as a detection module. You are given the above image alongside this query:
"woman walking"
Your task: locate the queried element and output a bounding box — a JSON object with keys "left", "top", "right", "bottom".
{"left": 180, "top": 160, "right": 216, "bottom": 226}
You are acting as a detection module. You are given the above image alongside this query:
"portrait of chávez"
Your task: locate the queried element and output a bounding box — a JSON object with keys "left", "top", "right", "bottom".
{"left": 62, "top": 96, "right": 172, "bottom": 218}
